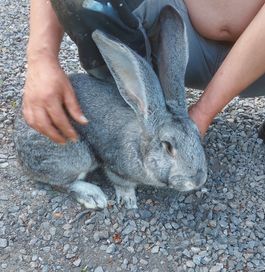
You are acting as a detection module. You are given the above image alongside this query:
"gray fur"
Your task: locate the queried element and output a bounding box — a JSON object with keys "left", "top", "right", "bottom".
{"left": 157, "top": 6, "right": 188, "bottom": 115}
{"left": 13, "top": 7, "right": 207, "bottom": 209}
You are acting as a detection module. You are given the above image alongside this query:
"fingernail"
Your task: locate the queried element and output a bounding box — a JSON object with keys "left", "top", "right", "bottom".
{"left": 80, "top": 115, "right": 88, "bottom": 123}
{"left": 59, "top": 141, "right": 66, "bottom": 145}
{"left": 71, "top": 136, "right": 78, "bottom": 143}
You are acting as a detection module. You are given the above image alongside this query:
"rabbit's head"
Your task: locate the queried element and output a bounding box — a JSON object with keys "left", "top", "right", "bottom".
{"left": 140, "top": 114, "right": 206, "bottom": 191}
{"left": 92, "top": 6, "right": 207, "bottom": 192}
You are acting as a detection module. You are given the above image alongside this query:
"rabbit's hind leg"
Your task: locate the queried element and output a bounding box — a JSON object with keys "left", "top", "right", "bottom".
{"left": 53, "top": 142, "right": 108, "bottom": 210}
{"left": 56, "top": 142, "right": 108, "bottom": 209}
{"left": 21, "top": 138, "right": 107, "bottom": 209}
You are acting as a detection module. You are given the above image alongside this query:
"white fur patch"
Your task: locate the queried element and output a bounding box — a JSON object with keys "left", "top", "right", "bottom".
{"left": 69, "top": 180, "right": 108, "bottom": 209}
{"left": 114, "top": 185, "right": 138, "bottom": 209}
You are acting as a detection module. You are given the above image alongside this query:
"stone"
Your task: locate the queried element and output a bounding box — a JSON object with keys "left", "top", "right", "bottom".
{"left": 186, "top": 260, "right": 195, "bottom": 268}
{"left": 123, "top": 224, "right": 136, "bottom": 235}
{"left": 151, "top": 246, "right": 160, "bottom": 254}
{"left": 106, "top": 244, "right": 116, "bottom": 254}
{"left": 0, "top": 239, "right": 8, "bottom": 248}
{"left": 73, "top": 258, "right": 81, "bottom": 267}
{"left": 210, "top": 263, "right": 224, "bottom": 272}
{"left": 93, "top": 231, "right": 109, "bottom": 242}
{"left": 94, "top": 266, "right": 104, "bottom": 272}
{"left": 0, "top": 162, "right": 8, "bottom": 168}
{"left": 140, "top": 259, "right": 148, "bottom": 266}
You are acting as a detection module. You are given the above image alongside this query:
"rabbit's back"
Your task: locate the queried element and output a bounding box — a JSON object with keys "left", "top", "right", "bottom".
{"left": 70, "top": 74, "right": 133, "bottom": 123}
{"left": 69, "top": 74, "right": 138, "bottom": 160}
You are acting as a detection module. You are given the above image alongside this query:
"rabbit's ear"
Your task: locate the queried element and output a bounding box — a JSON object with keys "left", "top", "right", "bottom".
{"left": 92, "top": 30, "right": 166, "bottom": 120}
{"left": 157, "top": 6, "right": 189, "bottom": 115}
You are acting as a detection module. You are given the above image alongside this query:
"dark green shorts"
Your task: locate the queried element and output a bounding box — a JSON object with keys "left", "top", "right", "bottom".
{"left": 134, "top": 0, "right": 265, "bottom": 97}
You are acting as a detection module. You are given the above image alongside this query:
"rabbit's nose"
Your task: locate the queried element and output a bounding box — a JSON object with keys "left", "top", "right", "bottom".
{"left": 195, "top": 169, "right": 207, "bottom": 187}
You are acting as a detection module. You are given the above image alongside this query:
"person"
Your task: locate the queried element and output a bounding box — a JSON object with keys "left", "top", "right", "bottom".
{"left": 23, "top": 0, "right": 265, "bottom": 145}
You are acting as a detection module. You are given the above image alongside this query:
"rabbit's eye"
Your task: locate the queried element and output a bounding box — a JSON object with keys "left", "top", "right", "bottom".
{"left": 162, "top": 141, "right": 176, "bottom": 157}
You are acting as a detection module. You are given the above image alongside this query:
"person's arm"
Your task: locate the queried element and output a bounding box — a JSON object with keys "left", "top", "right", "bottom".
{"left": 23, "top": 0, "right": 88, "bottom": 144}
{"left": 189, "top": 4, "right": 265, "bottom": 136}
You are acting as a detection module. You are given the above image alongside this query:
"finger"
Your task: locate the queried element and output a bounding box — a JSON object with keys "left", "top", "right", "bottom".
{"left": 22, "top": 96, "right": 66, "bottom": 143}
{"left": 46, "top": 99, "right": 79, "bottom": 142}
{"left": 63, "top": 82, "right": 89, "bottom": 125}
{"left": 22, "top": 101, "right": 35, "bottom": 128}
{"left": 32, "top": 108, "right": 67, "bottom": 144}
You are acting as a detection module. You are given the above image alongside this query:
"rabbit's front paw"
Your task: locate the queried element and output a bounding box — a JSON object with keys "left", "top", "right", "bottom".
{"left": 69, "top": 180, "right": 108, "bottom": 209}
{"left": 114, "top": 185, "right": 137, "bottom": 209}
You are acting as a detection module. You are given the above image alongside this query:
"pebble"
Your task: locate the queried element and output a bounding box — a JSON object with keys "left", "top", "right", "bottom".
{"left": 49, "top": 227, "right": 56, "bottom": 236}
{"left": 226, "top": 192, "right": 234, "bottom": 200}
{"left": 20, "top": 249, "right": 27, "bottom": 255}
{"left": 73, "top": 258, "right": 81, "bottom": 267}
{"left": 66, "top": 253, "right": 76, "bottom": 259}
{"left": 151, "top": 245, "right": 160, "bottom": 254}
{"left": 0, "top": 238, "right": 8, "bottom": 248}
{"left": 106, "top": 244, "right": 116, "bottom": 254}
{"left": 210, "top": 263, "right": 223, "bottom": 272}
{"left": 62, "top": 223, "right": 72, "bottom": 230}
{"left": 208, "top": 220, "right": 217, "bottom": 228}
{"left": 29, "top": 238, "right": 38, "bottom": 246}
{"left": 139, "top": 210, "right": 152, "bottom": 219}
{"left": 43, "top": 234, "right": 52, "bottom": 241}
{"left": 121, "top": 259, "right": 128, "bottom": 269}
{"left": 0, "top": 162, "right": 8, "bottom": 168}
{"left": 193, "top": 255, "right": 202, "bottom": 265}
{"left": 183, "top": 249, "right": 191, "bottom": 258}
{"left": 43, "top": 246, "right": 50, "bottom": 253}
{"left": 32, "top": 255, "right": 38, "bottom": 261}
{"left": 127, "top": 246, "right": 135, "bottom": 253}
{"left": 94, "top": 266, "right": 104, "bottom": 272}
{"left": 9, "top": 205, "right": 20, "bottom": 213}
{"left": 186, "top": 260, "right": 195, "bottom": 268}
{"left": 0, "top": 226, "right": 6, "bottom": 235}
{"left": 93, "top": 231, "right": 109, "bottom": 242}
{"left": 140, "top": 259, "right": 148, "bottom": 266}
{"left": 132, "top": 257, "right": 138, "bottom": 265}
{"left": 123, "top": 222, "right": 137, "bottom": 235}
{"left": 63, "top": 244, "right": 70, "bottom": 254}
{"left": 30, "top": 262, "right": 38, "bottom": 268}
{"left": 1, "top": 263, "right": 7, "bottom": 269}
{"left": 0, "top": 194, "right": 9, "bottom": 201}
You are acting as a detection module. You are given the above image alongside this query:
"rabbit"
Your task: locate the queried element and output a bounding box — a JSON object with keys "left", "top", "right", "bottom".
{"left": 13, "top": 6, "right": 207, "bottom": 209}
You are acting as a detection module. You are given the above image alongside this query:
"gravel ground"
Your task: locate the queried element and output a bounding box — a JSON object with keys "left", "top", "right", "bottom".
{"left": 1, "top": 1, "right": 265, "bottom": 271}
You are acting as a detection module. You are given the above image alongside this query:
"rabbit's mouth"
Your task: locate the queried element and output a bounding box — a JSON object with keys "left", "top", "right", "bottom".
{"left": 169, "top": 170, "right": 207, "bottom": 192}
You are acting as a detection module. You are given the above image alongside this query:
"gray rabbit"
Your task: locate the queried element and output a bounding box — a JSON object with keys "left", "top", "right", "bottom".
{"left": 14, "top": 6, "right": 207, "bottom": 209}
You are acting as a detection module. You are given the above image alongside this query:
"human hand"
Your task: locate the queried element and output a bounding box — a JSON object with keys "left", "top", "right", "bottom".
{"left": 23, "top": 56, "right": 88, "bottom": 144}
{"left": 188, "top": 103, "right": 213, "bottom": 138}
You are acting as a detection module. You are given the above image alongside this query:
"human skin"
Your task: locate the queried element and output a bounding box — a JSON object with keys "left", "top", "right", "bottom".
{"left": 186, "top": 1, "right": 265, "bottom": 136}
{"left": 23, "top": 0, "right": 88, "bottom": 144}
{"left": 23, "top": 0, "right": 265, "bottom": 142}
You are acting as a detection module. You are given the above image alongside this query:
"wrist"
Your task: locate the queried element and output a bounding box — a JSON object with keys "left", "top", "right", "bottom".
{"left": 27, "top": 48, "right": 60, "bottom": 69}
{"left": 28, "top": 46, "right": 59, "bottom": 62}
{"left": 188, "top": 102, "right": 214, "bottom": 137}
